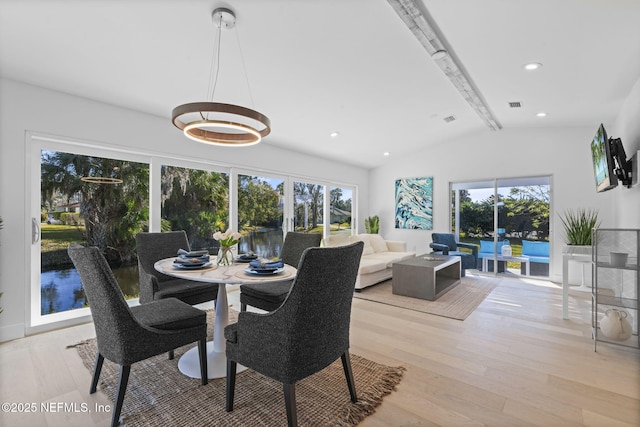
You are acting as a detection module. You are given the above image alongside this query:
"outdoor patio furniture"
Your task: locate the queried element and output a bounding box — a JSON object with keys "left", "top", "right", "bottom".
{"left": 429, "top": 233, "right": 478, "bottom": 277}
{"left": 476, "top": 240, "right": 507, "bottom": 272}
{"left": 521, "top": 240, "right": 549, "bottom": 276}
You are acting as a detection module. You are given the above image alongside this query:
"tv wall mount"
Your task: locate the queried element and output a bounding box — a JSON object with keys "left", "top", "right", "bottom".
{"left": 609, "top": 137, "right": 633, "bottom": 187}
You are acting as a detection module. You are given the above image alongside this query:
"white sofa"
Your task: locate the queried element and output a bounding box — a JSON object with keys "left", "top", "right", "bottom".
{"left": 323, "top": 234, "right": 415, "bottom": 290}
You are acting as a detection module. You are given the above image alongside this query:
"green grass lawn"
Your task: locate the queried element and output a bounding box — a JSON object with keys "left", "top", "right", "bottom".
{"left": 40, "top": 223, "right": 85, "bottom": 252}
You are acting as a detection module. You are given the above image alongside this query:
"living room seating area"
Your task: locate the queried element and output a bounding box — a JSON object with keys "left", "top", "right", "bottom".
{"left": 322, "top": 233, "right": 415, "bottom": 290}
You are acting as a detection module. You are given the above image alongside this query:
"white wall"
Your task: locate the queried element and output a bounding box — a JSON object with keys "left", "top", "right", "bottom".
{"left": 612, "top": 75, "right": 640, "bottom": 227}
{"left": 368, "top": 119, "right": 639, "bottom": 283}
{"left": 0, "top": 79, "right": 370, "bottom": 341}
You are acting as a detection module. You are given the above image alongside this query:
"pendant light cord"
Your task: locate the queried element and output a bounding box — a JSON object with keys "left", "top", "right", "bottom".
{"left": 234, "top": 26, "right": 256, "bottom": 108}
{"left": 203, "top": 14, "right": 223, "bottom": 120}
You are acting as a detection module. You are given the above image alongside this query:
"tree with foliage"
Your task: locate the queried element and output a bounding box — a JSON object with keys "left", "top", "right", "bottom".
{"left": 237, "top": 176, "right": 281, "bottom": 229}
{"left": 502, "top": 186, "right": 550, "bottom": 240}
{"left": 40, "top": 151, "right": 149, "bottom": 263}
{"left": 161, "top": 166, "right": 229, "bottom": 248}
{"left": 294, "top": 183, "right": 323, "bottom": 230}
{"left": 330, "top": 187, "right": 342, "bottom": 209}
{"left": 454, "top": 185, "right": 550, "bottom": 240}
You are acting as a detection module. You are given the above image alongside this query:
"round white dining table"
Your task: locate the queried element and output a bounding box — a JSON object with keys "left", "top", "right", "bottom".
{"left": 154, "top": 257, "right": 296, "bottom": 379}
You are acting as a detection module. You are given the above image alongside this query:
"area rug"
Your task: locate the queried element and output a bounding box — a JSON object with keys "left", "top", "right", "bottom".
{"left": 72, "top": 310, "right": 405, "bottom": 427}
{"left": 353, "top": 274, "right": 501, "bottom": 320}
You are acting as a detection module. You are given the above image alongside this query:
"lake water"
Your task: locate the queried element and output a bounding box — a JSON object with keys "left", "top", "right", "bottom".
{"left": 40, "top": 228, "right": 289, "bottom": 315}
{"left": 40, "top": 265, "right": 139, "bottom": 315}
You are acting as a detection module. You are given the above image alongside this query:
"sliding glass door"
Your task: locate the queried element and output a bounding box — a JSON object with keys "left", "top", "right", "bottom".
{"left": 237, "top": 173, "right": 285, "bottom": 259}
{"left": 451, "top": 176, "right": 551, "bottom": 276}
{"left": 30, "top": 133, "right": 357, "bottom": 329}
{"left": 32, "top": 137, "right": 150, "bottom": 326}
{"left": 329, "top": 186, "right": 353, "bottom": 236}
{"left": 293, "top": 180, "right": 324, "bottom": 234}
{"left": 160, "top": 164, "right": 229, "bottom": 252}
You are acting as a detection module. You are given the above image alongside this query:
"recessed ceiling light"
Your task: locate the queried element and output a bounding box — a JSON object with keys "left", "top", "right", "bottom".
{"left": 536, "top": 112, "right": 547, "bottom": 117}
{"left": 330, "top": 131, "right": 340, "bottom": 138}
{"left": 383, "top": 152, "right": 390, "bottom": 156}
{"left": 524, "top": 62, "right": 542, "bottom": 71}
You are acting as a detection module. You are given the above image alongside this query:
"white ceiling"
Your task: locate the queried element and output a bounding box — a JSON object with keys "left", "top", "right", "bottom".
{"left": 2, "top": 0, "right": 639, "bottom": 169}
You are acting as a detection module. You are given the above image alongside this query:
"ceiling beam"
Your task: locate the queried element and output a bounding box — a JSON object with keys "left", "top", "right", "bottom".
{"left": 387, "top": 0, "right": 502, "bottom": 131}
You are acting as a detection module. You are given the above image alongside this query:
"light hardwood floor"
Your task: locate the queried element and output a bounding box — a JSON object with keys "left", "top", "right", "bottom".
{"left": 1, "top": 274, "right": 638, "bottom": 426}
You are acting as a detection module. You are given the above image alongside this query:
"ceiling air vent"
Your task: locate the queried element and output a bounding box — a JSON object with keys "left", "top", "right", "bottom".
{"left": 509, "top": 101, "right": 522, "bottom": 108}
{"left": 443, "top": 115, "right": 456, "bottom": 123}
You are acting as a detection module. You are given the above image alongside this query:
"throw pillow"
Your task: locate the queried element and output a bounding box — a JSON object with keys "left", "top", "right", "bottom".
{"left": 350, "top": 235, "right": 374, "bottom": 255}
{"left": 368, "top": 234, "right": 389, "bottom": 253}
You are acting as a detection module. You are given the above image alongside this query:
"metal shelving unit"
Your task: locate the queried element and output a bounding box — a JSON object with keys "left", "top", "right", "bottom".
{"left": 592, "top": 228, "right": 640, "bottom": 351}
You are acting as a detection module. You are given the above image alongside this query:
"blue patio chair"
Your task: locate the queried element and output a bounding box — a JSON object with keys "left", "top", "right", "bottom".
{"left": 429, "top": 233, "right": 477, "bottom": 277}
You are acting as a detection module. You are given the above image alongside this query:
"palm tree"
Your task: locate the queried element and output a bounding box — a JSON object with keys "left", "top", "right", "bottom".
{"left": 40, "top": 151, "right": 149, "bottom": 263}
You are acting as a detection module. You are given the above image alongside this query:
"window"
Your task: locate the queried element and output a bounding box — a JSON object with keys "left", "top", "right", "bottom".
{"left": 293, "top": 180, "right": 324, "bottom": 234}
{"left": 30, "top": 133, "right": 357, "bottom": 328}
{"left": 451, "top": 176, "right": 551, "bottom": 275}
{"left": 33, "top": 139, "right": 149, "bottom": 326}
{"left": 329, "top": 186, "right": 352, "bottom": 235}
{"left": 161, "top": 165, "right": 229, "bottom": 251}
{"left": 237, "top": 174, "right": 284, "bottom": 258}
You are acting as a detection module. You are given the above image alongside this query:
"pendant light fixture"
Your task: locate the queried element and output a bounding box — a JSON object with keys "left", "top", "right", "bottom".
{"left": 172, "top": 8, "right": 271, "bottom": 146}
{"left": 80, "top": 166, "right": 123, "bottom": 184}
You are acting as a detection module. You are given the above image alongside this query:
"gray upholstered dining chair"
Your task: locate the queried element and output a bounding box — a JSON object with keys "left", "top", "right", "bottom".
{"left": 225, "top": 241, "right": 364, "bottom": 427}
{"left": 68, "top": 244, "right": 208, "bottom": 427}
{"left": 239, "top": 231, "right": 322, "bottom": 312}
{"left": 135, "top": 231, "right": 218, "bottom": 306}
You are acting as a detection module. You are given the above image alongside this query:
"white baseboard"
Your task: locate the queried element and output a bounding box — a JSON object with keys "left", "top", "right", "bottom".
{"left": 0, "top": 322, "right": 25, "bottom": 343}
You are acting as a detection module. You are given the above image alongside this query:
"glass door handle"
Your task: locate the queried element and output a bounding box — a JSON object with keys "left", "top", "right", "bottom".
{"left": 32, "top": 217, "right": 40, "bottom": 244}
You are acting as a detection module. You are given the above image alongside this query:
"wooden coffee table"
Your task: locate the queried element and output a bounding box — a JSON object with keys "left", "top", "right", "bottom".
{"left": 392, "top": 255, "right": 461, "bottom": 301}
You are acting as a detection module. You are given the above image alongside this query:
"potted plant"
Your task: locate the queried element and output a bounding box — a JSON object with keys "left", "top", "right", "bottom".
{"left": 558, "top": 208, "right": 600, "bottom": 254}
{"left": 364, "top": 215, "right": 379, "bottom": 234}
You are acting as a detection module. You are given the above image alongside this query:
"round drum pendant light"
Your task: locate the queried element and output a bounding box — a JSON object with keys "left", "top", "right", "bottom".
{"left": 172, "top": 102, "right": 270, "bottom": 146}
{"left": 172, "top": 8, "right": 271, "bottom": 147}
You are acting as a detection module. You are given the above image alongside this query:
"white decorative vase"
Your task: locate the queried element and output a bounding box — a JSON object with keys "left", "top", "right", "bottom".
{"left": 600, "top": 309, "right": 633, "bottom": 341}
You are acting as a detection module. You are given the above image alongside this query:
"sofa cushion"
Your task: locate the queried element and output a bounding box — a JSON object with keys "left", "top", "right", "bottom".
{"left": 367, "top": 251, "right": 415, "bottom": 268}
{"left": 358, "top": 257, "right": 388, "bottom": 274}
{"left": 478, "top": 240, "right": 506, "bottom": 258}
{"left": 323, "top": 234, "right": 350, "bottom": 247}
{"left": 350, "top": 234, "right": 374, "bottom": 255}
{"left": 522, "top": 240, "right": 549, "bottom": 257}
{"left": 368, "top": 234, "right": 389, "bottom": 253}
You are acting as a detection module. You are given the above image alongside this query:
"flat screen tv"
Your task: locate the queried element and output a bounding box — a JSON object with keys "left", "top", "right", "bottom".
{"left": 590, "top": 123, "right": 618, "bottom": 192}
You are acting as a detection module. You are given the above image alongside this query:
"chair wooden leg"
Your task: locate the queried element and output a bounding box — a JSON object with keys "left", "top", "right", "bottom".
{"left": 90, "top": 353, "right": 104, "bottom": 394}
{"left": 168, "top": 350, "right": 174, "bottom": 360}
{"left": 198, "top": 338, "right": 208, "bottom": 385}
{"left": 226, "top": 360, "right": 237, "bottom": 412}
{"left": 111, "top": 365, "right": 130, "bottom": 427}
{"left": 341, "top": 351, "right": 358, "bottom": 403}
{"left": 241, "top": 302, "right": 247, "bottom": 312}
{"left": 283, "top": 383, "right": 298, "bottom": 427}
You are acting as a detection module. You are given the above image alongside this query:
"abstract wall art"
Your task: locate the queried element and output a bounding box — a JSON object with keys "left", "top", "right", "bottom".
{"left": 395, "top": 177, "right": 433, "bottom": 230}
